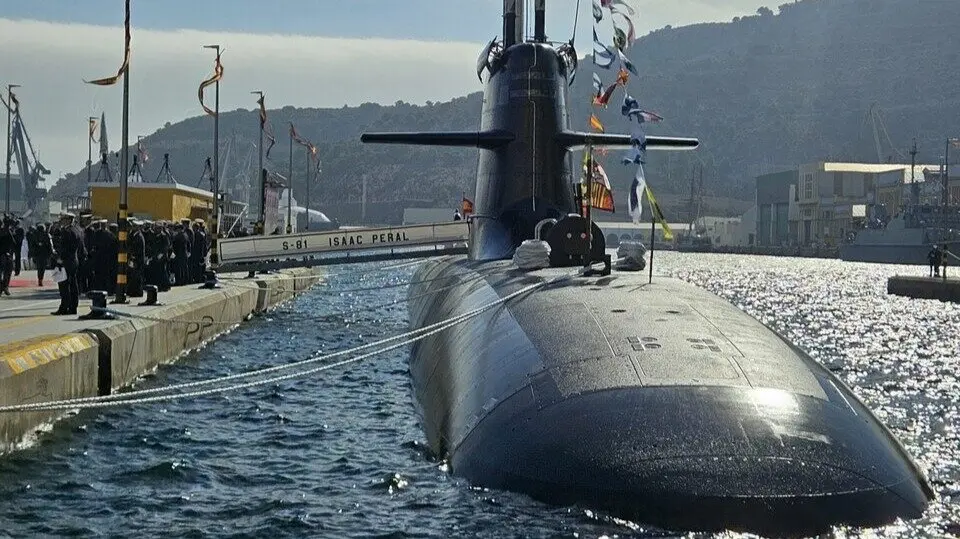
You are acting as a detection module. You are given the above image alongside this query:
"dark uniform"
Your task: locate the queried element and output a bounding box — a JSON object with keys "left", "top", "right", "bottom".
{"left": 31, "top": 224, "right": 54, "bottom": 286}
{"left": 172, "top": 224, "right": 191, "bottom": 286}
{"left": 0, "top": 218, "right": 15, "bottom": 296}
{"left": 190, "top": 222, "right": 208, "bottom": 284}
{"left": 127, "top": 222, "right": 146, "bottom": 297}
{"left": 13, "top": 222, "right": 24, "bottom": 276}
{"left": 54, "top": 214, "right": 86, "bottom": 315}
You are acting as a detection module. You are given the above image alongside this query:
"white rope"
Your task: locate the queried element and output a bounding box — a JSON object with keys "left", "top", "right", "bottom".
{"left": 0, "top": 274, "right": 569, "bottom": 413}
{"left": 513, "top": 239, "right": 552, "bottom": 270}
{"left": 616, "top": 241, "right": 647, "bottom": 271}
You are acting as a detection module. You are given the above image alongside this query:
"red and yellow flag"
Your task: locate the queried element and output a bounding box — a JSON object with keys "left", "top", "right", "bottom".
{"left": 199, "top": 50, "right": 224, "bottom": 116}
{"left": 86, "top": 0, "right": 131, "bottom": 86}
{"left": 589, "top": 114, "right": 604, "bottom": 132}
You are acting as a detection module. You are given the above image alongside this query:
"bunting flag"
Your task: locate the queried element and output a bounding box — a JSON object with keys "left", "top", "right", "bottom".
{"left": 255, "top": 93, "right": 277, "bottom": 158}
{"left": 589, "top": 114, "right": 604, "bottom": 132}
{"left": 198, "top": 50, "right": 224, "bottom": 116}
{"left": 592, "top": 29, "right": 616, "bottom": 68}
{"left": 89, "top": 117, "right": 99, "bottom": 143}
{"left": 85, "top": 0, "right": 131, "bottom": 86}
{"left": 592, "top": 0, "right": 674, "bottom": 231}
{"left": 289, "top": 123, "right": 313, "bottom": 148}
{"left": 645, "top": 183, "right": 674, "bottom": 241}
{"left": 628, "top": 165, "right": 645, "bottom": 224}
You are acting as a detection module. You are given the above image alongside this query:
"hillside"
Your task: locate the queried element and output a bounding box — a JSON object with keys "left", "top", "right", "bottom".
{"left": 49, "top": 0, "right": 960, "bottom": 224}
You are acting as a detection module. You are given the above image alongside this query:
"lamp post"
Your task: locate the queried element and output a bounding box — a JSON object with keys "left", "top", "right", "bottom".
{"left": 203, "top": 44, "right": 221, "bottom": 262}
{"left": 5, "top": 84, "right": 20, "bottom": 213}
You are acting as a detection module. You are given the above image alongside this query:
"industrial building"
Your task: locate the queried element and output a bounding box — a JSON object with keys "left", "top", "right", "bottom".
{"left": 754, "top": 162, "right": 950, "bottom": 246}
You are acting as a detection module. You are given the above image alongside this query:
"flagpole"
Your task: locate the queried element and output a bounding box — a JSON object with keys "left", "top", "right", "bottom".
{"left": 305, "top": 146, "right": 311, "bottom": 231}
{"left": 87, "top": 117, "right": 96, "bottom": 185}
{"left": 648, "top": 213, "right": 655, "bottom": 284}
{"left": 287, "top": 125, "right": 293, "bottom": 233}
{"left": 252, "top": 90, "right": 264, "bottom": 234}
{"left": 203, "top": 44, "right": 221, "bottom": 264}
{"left": 585, "top": 151, "right": 594, "bottom": 267}
{"left": 114, "top": 0, "right": 131, "bottom": 304}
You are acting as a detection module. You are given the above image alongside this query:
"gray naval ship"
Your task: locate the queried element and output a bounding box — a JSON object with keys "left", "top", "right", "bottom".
{"left": 362, "top": 1, "right": 933, "bottom": 535}
{"left": 840, "top": 204, "right": 960, "bottom": 264}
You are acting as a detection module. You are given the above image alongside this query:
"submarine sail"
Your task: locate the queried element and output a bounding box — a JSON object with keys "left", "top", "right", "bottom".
{"left": 362, "top": 1, "right": 933, "bottom": 535}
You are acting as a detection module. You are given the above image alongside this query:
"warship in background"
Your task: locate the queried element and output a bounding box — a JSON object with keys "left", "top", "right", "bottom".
{"left": 840, "top": 203, "right": 960, "bottom": 264}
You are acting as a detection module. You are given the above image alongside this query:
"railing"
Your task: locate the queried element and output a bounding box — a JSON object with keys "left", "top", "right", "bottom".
{"left": 217, "top": 221, "right": 470, "bottom": 265}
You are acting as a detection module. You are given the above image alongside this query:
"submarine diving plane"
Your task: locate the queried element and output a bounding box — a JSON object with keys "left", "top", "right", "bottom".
{"left": 361, "top": 1, "right": 932, "bottom": 535}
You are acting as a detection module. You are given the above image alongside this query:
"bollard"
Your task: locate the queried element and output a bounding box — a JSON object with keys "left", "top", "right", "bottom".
{"left": 137, "top": 285, "right": 161, "bottom": 306}
{"left": 80, "top": 290, "right": 117, "bottom": 320}
{"left": 200, "top": 270, "right": 221, "bottom": 290}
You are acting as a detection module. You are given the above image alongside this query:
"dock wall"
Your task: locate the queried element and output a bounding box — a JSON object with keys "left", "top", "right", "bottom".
{"left": 887, "top": 275, "right": 960, "bottom": 302}
{"left": 0, "top": 268, "right": 321, "bottom": 453}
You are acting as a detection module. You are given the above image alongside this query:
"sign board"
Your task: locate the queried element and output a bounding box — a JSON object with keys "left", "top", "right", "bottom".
{"left": 217, "top": 221, "right": 470, "bottom": 264}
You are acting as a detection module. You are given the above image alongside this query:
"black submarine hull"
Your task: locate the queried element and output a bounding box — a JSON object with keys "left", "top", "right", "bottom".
{"left": 407, "top": 256, "right": 932, "bottom": 536}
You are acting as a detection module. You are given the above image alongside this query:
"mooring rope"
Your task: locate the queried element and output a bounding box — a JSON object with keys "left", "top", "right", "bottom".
{"left": 0, "top": 270, "right": 578, "bottom": 413}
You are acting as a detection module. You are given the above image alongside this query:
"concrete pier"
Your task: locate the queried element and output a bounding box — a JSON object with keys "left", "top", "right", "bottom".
{"left": 887, "top": 275, "right": 960, "bottom": 302}
{"left": 0, "top": 268, "right": 321, "bottom": 453}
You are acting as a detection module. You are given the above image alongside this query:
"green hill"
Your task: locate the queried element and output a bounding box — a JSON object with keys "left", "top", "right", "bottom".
{"left": 49, "top": 0, "right": 959, "bottom": 224}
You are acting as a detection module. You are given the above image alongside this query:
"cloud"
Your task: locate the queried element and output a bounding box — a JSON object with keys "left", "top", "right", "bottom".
{"left": 0, "top": 18, "right": 483, "bottom": 180}
{"left": 0, "top": 1, "right": 764, "bottom": 181}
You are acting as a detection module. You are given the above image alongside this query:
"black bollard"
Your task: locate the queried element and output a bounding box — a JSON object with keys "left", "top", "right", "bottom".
{"left": 138, "top": 285, "right": 161, "bottom": 306}
{"left": 199, "top": 270, "right": 221, "bottom": 290}
{"left": 80, "top": 290, "right": 117, "bottom": 320}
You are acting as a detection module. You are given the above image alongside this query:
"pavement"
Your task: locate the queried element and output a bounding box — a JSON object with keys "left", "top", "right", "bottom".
{"left": 0, "top": 272, "right": 271, "bottom": 349}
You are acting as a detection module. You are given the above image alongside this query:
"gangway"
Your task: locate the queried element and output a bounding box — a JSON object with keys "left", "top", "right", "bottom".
{"left": 214, "top": 221, "right": 470, "bottom": 272}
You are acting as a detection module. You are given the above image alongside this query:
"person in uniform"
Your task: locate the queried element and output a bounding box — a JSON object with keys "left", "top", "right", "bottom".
{"left": 0, "top": 216, "right": 15, "bottom": 296}
{"left": 127, "top": 219, "right": 146, "bottom": 297}
{"left": 30, "top": 223, "right": 54, "bottom": 286}
{"left": 171, "top": 223, "right": 191, "bottom": 286}
{"left": 53, "top": 212, "right": 85, "bottom": 315}
{"left": 190, "top": 220, "right": 207, "bottom": 284}
{"left": 12, "top": 219, "right": 24, "bottom": 276}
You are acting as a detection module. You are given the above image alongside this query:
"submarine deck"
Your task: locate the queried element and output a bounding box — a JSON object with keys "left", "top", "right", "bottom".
{"left": 407, "top": 257, "right": 932, "bottom": 535}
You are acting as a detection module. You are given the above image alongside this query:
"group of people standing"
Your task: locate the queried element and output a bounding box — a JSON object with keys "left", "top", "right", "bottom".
{"left": 927, "top": 245, "right": 951, "bottom": 278}
{"left": 0, "top": 211, "right": 212, "bottom": 315}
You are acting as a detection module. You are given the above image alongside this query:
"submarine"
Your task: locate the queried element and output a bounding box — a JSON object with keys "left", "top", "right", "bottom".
{"left": 361, "top": 1, "right": 933, "bottom": 535}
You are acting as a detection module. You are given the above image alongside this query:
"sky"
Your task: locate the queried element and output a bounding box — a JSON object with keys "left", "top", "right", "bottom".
{"left": 0, "top": 0, "right": 765, "bottom": 180}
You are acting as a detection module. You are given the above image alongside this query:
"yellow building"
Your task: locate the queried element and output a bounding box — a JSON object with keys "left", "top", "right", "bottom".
{"left": 89, "top": 182, "right": 214, "bottom": 222}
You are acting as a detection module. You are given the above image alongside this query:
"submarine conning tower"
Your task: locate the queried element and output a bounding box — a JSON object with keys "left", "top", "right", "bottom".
{"left": 472, "top": 15, "right": 579, "bottom": 260}
{"left": 360, "top": 0, "right": 696, "bottom": 263}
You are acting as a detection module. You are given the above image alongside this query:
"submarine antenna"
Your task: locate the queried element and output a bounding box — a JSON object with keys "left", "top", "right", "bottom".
{"left": 571, "top": 0, "right": 581, "bottom": 43}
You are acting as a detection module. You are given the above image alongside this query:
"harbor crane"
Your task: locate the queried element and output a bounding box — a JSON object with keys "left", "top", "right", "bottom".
{"left": 1, "top": 94, "right": 50, "bottom": 217}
